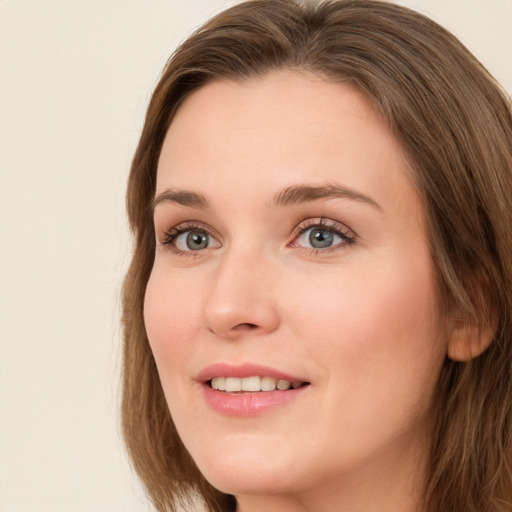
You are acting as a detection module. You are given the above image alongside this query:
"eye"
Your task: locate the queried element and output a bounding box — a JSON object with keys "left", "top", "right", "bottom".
{"left": 175, "top": 230, "right": 211, "bottom": 251}
{"left": 300, "top": 227, "right": 340, "bottom": 249}
{"left": 291, "top": 219, "right": 355, "bottom": 251}
{"left": 162, "top": 223, "right": 221, "bottom": 254}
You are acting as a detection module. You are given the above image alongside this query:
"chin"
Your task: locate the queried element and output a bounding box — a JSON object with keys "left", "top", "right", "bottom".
{"left": 191, "top": 446, "right": 305, "bottom": 496}
{"left": 203, "top": 467, "right": 297, "bottom": 497}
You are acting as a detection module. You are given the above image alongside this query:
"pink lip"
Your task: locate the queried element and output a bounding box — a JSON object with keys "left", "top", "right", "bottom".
{"left": 197, "top": 363, "right": 310, "bottom": 417}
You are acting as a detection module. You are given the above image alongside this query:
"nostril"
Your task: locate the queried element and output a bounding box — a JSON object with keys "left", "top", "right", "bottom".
{"left": 235, "top": 323, "right": 258, "bottom": 330}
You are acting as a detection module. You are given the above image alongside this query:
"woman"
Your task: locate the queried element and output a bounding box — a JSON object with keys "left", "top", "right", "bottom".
{"left": 121, "top": 1, "right": 512, "bottom": 511}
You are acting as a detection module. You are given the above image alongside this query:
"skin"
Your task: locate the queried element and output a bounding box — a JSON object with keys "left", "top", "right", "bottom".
{"left": 144, "top": 70, "right": 449, "bottom": 512}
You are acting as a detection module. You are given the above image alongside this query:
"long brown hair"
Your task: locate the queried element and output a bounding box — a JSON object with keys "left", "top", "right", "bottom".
{"left": 121, "top": 1, "right": 512, "bottom": 511}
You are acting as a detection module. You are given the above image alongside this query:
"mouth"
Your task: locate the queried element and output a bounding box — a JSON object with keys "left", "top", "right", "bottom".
{"left": 209, "top": 376, "right": 308, "bottom": 392}
{"left": 198, "top": 364, "right": 311, "bottom": 415}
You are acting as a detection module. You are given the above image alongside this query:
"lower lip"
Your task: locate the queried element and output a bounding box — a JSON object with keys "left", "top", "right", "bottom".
{"left": 202, "top": 384, "right": 309, "bottom": 416}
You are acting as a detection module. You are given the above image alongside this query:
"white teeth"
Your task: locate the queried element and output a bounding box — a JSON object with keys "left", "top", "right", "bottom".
{"left": 241, "top": 376, "right": 261, "bottom": 392}
{"left": 225, "top": 377, "right": 242, "bottom": 392}
{"left": 211, "top": 377, "right": 225, "bottom": 390}
{"left": 210, "top": 376, "right": 304, "bottom": 392}
{"left": 261, "top": 376, "right": 277, "bottom": 391}
{"left": 277, "top": 379, "right": 291, "bottom": 390}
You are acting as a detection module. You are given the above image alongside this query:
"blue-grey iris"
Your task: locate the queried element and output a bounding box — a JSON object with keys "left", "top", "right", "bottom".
{"left": 309, "top": 228, "right": 334, "bottom": 248}
{"left": 186, "top": 231, "right": 209, "bottom": 250}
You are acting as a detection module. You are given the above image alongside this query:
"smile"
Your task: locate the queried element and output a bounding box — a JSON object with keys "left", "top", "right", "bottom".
{"left": 210, "top": 376, "right": 305, "bottom": 392}
{"left": 199, "top": 364, "right": 311, "bottom": 416}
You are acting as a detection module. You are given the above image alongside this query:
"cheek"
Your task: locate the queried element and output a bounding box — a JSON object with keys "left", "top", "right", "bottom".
{"left": 143, "top": 268, "right": 202, "bottom": 374}
{"left": 285, "top": 249, "right": 444, "bottom": 395}
{"left": 279, "top": 254, "right": 445, "bottom": 467}
{"left": 143, "top": 267, "right": 210, "bottom": 442}
{"left": 296, "top": 266, "right": 435, "bottom": 325}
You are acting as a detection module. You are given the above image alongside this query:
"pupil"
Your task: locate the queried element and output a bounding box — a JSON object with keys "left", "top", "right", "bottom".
{"left": 309, "top": 229, "right": 333, "bottom": 248}
{"left": 186, "top": 231, "right": 208, "bottom": 250}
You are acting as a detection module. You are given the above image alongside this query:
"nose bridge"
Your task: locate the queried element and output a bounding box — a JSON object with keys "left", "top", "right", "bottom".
{"left": 203, "top": 241, "right": 279, "bottom": 338}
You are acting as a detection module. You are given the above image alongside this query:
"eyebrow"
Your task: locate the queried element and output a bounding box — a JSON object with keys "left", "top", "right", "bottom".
{"left": 151, "top": 182, "right": 381, "bottom": 212}
{"left": 152, "top": 189, "right": 209, "bottom": 211}
{"left": 271, "top": 183, "right": 381, "bottom": 210}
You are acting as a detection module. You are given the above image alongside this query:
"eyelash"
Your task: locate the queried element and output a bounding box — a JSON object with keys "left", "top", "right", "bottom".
{"left": 162, "top": 221, "right": 216, "bottom": 258}
{"left": 160, "top": 218, "right": 356, "bottom": 257}
{"left": 290, "top": 218, "right": 356, "bottom": 253}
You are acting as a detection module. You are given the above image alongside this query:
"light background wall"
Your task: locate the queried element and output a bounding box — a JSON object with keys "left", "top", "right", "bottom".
{"left": 0, "top": 1, "right": 510, "bottom": 511}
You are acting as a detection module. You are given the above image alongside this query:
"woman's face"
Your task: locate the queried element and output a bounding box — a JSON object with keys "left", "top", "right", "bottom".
{"left": 145, "top": 71, "right": 447, "bottom": 504}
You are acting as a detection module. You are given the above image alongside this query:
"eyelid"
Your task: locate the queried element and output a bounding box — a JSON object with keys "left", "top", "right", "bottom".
{"left": 160, "top": 221, "right": 221, "bottom": 254}
{"left": 288, "top": 218, "right": 356, "bottom": 250}
{"left": 158, "top": 217, "right": 355, "bottom": 256}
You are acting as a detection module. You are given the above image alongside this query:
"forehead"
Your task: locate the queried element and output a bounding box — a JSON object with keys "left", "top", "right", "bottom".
{"left": 156, "top": 70, "right": 419, "bottom": 221}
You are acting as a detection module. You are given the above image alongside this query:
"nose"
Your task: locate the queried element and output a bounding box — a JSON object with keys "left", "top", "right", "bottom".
{"left": 203, "top": 248, "right": 280, "bottom": 340}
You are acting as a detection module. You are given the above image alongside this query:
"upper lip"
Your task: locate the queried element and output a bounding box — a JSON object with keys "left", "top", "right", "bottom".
{"left": 197, "top": 363, "right": 308, "bottom": 384}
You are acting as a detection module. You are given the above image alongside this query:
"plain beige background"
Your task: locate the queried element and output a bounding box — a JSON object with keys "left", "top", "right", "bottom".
{"left": 0, "top": 1, "right": 510, "bottom": 511}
